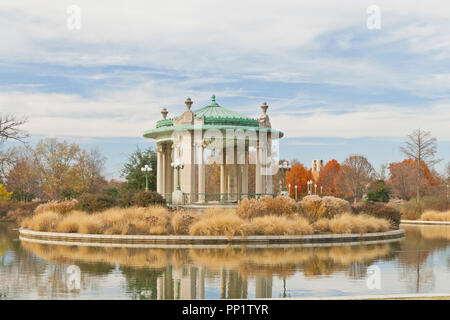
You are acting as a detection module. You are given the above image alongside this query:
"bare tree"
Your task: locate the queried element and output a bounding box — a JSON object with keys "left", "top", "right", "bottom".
{"left": 0, "top": 114, "right": 29, "bottom": 144}
{"left": 446, "top": 162, "right": 450, "bottom": 183}
{"left": 375, "top": 163, "right": 388, "bottom": 181}
{"left": 336, "top": 155, "right": 374, "bottom": 202}
{"left": 400, "top": 129, "right": 441, "bottom": 201}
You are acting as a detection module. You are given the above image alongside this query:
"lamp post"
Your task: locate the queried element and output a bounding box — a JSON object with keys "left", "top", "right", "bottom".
{"left": 171, "top": 159, "right": 184, "bottom": 191}
{"left": 279, "top": 161, "right": 291, "bottom": 196}
{"left": 140, "top": 164, "right": 152, "bottom": 191}
{"left": 307, "top": 180, "right": 313, "bottom": 195}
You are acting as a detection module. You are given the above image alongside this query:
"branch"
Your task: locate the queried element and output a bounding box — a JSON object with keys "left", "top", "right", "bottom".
{"left": 0, "top": 114, "right": 29, "bottom": 144}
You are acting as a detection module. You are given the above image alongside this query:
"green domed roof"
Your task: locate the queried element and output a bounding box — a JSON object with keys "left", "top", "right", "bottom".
{"left": 156, "top": 94, "right": 259, "bottom": 128}
{"left": 145, "top": 95, "right": 284, "bottom": 140}
{"left": 193, "top": 95, "right": 259, "bottom": 127}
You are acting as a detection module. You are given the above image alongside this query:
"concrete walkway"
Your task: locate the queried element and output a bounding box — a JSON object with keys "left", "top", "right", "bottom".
{"left": 282, "top": 293, "right": 450, "bottom": 300}
{"left": 401, "top": 220, "right": 450, "bottom": 225}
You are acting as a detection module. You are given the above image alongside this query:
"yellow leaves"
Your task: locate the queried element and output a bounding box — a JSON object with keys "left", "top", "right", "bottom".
{"left": 0, "top": 184, "right": 12, "bottom": 200}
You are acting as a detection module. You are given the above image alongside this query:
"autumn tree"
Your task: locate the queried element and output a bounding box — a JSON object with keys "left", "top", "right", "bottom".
{"left": 34, "top": 139, "right": 81, "bottom": 199}
{"left": 286, "top": 162, "right": 312, "bottom": 197}
{"left": 388, "top": 159, "right": 440, "bottom": 200}
{"left": 317, "top": 159, "right": 341, "bottom": 196}
{"left": 6, "top": 148, "right": 42, "bottom": 201}
{"left": 446, "top": 162, "right": 450, "bottom": 185}
{"left": 335, "top": 155, "right": 374, "bottom": 201}
{"left": 400, "top": 129, "right": 440, "bottom": 201}
{"left": 0, "top": 184, "right": 12, "bottom": 200}
{"left": 71, "top": 147, "right": 106, "bottom": 195}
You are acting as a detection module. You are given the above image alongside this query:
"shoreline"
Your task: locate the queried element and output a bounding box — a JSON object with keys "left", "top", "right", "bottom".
{"left": 19, "top": 228, "right": 405, "bottom": 245}
{"left": 400, "top": 220, "right": 450, "bottom": 225}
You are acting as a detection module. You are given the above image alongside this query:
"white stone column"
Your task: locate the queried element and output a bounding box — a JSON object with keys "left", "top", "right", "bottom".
{"left": 198, "top": 143, "right": 205, "bottom": 203}
{"left": 265, "top": 134, "right": 273, "bottom": 195}
{"left": 234, "top": 144, "right": 240, "bottom": 201}
{"left": 165, "top": 145, "right": 172, "bottom": 194}
{"left": 242, "top": 146, "right": 249, "bottom": 197}
{"left": 220, "top": 148, "right": 227, "bottom": 202}
{"left": 157, "top": 144, "right": 163, "bottom": 195}
{"left": 161, "top": 144, "right": 166, "bottom": 195}
{"left": 255, "top": 142, "right": 263, "bottom": 196}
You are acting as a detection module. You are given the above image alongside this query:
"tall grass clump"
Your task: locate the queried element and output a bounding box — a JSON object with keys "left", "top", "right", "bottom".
{"left": 99, "top": 206, "right": 172, "bottom": 235}
{"left": 313, "top": 218, "right": 331, "bottom": 233}
{"left": 297, "top": 195, "right": 350, "bottom": 221}
{"left": 24, "top": 211, "right": 62, "bottom": 232}
{"left": 35, "top": 200, "right": 78, "bottom": 215}
{"left": 24, "top": 206, "right": 173, "bottom": 235}
{"left": 171, "top": 210, "right": 199, "bottom": 235}
{"left": 55, "top": 211, "right": 87, "bottom": 233}
{"left": 420, "top": 210, "right": 450, "bottom": 222}
{"left": 237, "top": 196, "right": 296, "bottom": 219}
{"left": 328, "top": 213, "right": 390, "bottom": 234}
{"left": 249, "top": 215, "right": 313, "bottom": 235}
{"left": 189, "top": 208, "right": 247, "bottom": 238}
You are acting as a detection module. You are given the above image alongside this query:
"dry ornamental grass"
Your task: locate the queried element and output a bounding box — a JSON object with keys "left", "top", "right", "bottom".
{"left": 22, "top": 197, "right": 393, "bottom": 236}
{"left": 420, "top": 210, "right": 450, "bottom": 222}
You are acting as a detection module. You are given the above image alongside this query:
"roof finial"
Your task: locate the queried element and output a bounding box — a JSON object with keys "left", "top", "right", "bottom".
{"left": 185, "top": 97, "right": 193, "bottom": 111}
{"left": 211, "top": 94, "right": 216, "bottom": 103}
{"left": 261, "top": 102, "right": 268, "bottom": 115}
{"left": 161, "top": 107, "right": 168, "bottom": 120}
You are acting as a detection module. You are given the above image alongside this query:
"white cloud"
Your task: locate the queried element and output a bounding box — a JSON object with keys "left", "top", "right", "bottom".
{"left": 1, "top": 0, "right": 450, "bottom": 143}
{"left": 271, "top": 103, "right": 450, "bottom": 140}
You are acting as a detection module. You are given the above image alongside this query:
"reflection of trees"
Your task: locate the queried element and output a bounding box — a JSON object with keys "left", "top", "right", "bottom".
{"left": 397, "top": 225, "right": 449, "bottom": 293}
{"left": 0, "top": 223, "right": 14, "bottom": 256}
{"left": 120, "top": 266, "right": 163, "bottom": 300}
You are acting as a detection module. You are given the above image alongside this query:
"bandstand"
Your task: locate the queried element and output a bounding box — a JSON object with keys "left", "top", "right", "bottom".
{"left": 143, "top": 95, "right": 284, "bottom": 205}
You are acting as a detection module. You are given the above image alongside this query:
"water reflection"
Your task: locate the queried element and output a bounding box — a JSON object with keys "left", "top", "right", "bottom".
{"left": 397, "top": 225, "right": 450, "bottom": 293}
{"left": 1, "top": 224, "right": 449, "bottom": 299}
{"left": 19, "top": 241, "right": 399, "bottom": 299}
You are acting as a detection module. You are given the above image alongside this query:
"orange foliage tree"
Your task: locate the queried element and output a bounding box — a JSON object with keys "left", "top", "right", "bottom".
{"left": 317, "top": 159, "right": 341, "bottom": 196}
{"left": 388, "top": 159, "right": 440, "bottom": 199}
{"left": 286, "top": 162, "right": 312, "bottom": 197}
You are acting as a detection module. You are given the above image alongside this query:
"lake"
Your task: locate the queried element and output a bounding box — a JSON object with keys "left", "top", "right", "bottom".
{"left": 0, "top": 223, "right": 449, "bottom": 299}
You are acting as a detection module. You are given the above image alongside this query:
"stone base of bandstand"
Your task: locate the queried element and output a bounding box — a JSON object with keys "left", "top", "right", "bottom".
{"left": 172, "top": 190, "right": 185, "bottom": 207}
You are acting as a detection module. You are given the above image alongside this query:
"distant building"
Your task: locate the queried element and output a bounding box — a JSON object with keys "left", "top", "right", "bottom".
{"left": 311, "top": 159, "right": 323, "bottom": 182}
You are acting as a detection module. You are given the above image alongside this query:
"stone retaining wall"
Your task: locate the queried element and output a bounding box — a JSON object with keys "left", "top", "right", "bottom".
{"left": 19, "top": 228, "right": 405, "bottom": 245}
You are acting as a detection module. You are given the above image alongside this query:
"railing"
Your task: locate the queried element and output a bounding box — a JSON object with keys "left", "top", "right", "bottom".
{"left": 163, "top": 193, "right": 276, "bottom": 205}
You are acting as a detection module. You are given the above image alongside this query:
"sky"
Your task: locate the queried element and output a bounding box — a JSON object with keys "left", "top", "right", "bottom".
{"left": 0, "top": 0, "right": 449, "bottom": 179}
